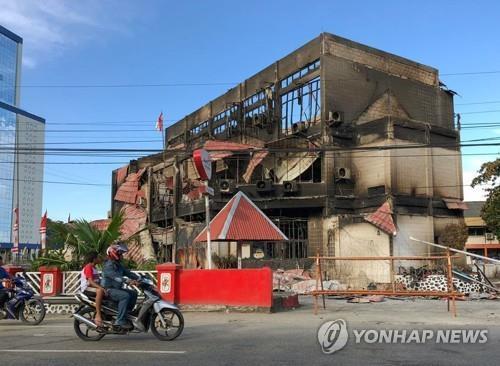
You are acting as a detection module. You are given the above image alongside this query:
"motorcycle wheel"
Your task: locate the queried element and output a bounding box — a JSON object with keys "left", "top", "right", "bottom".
{"left": 73, "top": 307, "right": 105, "bottom": 341}
{"left": 19, "top": 299, "right": 46, "bottom": 325}
{"left": 150, "top": 308, "right": 184, "bottom": 341}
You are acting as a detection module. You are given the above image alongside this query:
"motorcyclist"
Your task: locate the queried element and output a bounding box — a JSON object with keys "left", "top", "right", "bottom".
{"left": 101, "top": 244, "right": 140, "bottom": 330}
{"left": 0, "top": 256, "right": 11, "bottom": 308}
{"left": 80, "top": 251, "right": 106, "bottom": 327}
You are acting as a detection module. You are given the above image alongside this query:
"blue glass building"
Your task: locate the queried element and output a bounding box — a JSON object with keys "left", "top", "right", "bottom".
{"left": 0, "top": 25, "right": 45, "bottom": 254}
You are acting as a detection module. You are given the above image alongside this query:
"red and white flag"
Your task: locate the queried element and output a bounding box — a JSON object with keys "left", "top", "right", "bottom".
{"left": 12, "top": 207, "right": 19, "bottom": 254}
{"left": 40, "top": 210, "right": 47, "bottom": 250}
{"left": 155, "top": 112, "right": 164, "bottom": 132}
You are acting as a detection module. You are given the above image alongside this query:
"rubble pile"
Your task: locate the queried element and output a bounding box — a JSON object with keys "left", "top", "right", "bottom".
{"left": 273, "top": 269, "right": 348, "bottom": 294}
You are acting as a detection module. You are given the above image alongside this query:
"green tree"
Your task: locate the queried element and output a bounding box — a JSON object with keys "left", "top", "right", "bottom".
{"left": 471, "top": 158, "right": 500, "bottom": 238}
{"left": 32, "top": 212, "right": 125, "bottom": 270}
{"left": 46, "top": 219, "right": 70, "bottom": 250}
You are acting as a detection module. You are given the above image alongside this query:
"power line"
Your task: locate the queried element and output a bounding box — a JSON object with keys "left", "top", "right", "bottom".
{"left": 0, "top": 176, "right": 108, "bottom": 187}
{"left": 458, "top": 110, "right": 500, "bottom": 115}
{"left": 0, "top": 142, "right": 498, "bottom": 155}
{"left": 16, "top": 82, "right": 237, "bottom": 89}
{"left": 441, "top": 70, "right": 500, "bottom": 76}
{"left": 0, "top": 139, "right": 162, "bottom": 146}
{"left": 456, "top": 100, "right": 500, "bottom": 106}
{"left": 0, "top": 152, "right": 496, "bottom": 166}
{"left": 8, "top": 69, "right": 500, "bottom": 89}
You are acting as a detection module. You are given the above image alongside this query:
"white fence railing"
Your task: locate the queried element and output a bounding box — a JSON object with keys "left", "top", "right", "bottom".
{"left": 17, "top": 270, "right": 157, "bottom": 296}
{"left": 16, "top": 272, "right": 41, "bottom": 295}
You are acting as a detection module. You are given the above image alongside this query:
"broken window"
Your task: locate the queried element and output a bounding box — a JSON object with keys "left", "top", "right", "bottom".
{"left": 272, "top": 218, "right": 308, "bottom": 259}
{"left": 280, "top": 59, "right": 320, "bottom": 89}
{"left": 212, "top": 105, "right": 239, "bottom": 138}
{"left": 280, "top": 77, "right": 320, "bottom": 135}
{"left": 190, "top": 120, "right": 209, "bottom": 137}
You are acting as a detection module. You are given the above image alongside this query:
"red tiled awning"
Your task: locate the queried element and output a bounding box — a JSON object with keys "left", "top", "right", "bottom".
{"left": 114, "top": 168, "right": 146, "bottom": 204}
{"left": 116, "top": 165, "right": 129, "bottom": 186}
{"left": 194, "top": 191, "right": 288, "bottom": 242}
{"left": 243, "top": 150, "right": 269, "bottom": 183}
{"left": 443, "top": 198, "right": 469, "bottom": 210}
{"left": 364, "top": 201, "right": 397, "bottom": 236}
{"left": 204, "top": 140, "right": 254, "bottom": 161}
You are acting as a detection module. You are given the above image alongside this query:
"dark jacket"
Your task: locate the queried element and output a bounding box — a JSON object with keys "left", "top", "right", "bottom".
{"left": 0, "top": 266, "right": 10, "bottom": 290}
{"left": 101, "top": 260, "right": 139, "bottom": 289}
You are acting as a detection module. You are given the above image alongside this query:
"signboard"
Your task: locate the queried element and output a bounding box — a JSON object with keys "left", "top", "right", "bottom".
{"left": 43, "top": 273, "right": 54, "bottom": 294}
{"left": 193, "top": 149, "right": 212, "bottom": 181}
{"left": 160, "top": 272, "right": 171, "bottom": 294}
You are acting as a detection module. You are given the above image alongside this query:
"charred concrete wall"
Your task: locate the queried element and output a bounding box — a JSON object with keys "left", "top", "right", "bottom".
{"left": 112, "top": 33, "right": 464, "bottom": 273}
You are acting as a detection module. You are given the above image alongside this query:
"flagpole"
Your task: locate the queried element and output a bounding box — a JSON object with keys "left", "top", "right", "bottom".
{"left": 12, "top": 111, "right": 20, "bottom": 262}
{"left": 162, "top": 112, "right": 168, "bottom": 262}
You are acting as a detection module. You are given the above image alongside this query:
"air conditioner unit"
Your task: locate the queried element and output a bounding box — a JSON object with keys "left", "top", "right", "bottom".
{"left": 335, "top": 167, "right": 351, "bottom": 180}
{"left": 283, "top": 181, "right": 299, "bottom": 193}
{"left": 292, "top": 121, "right": 308, "bottom": 134}
{"left": 219, "top": 179, "right": 235, "bottom": 194}
{"left": 326, "top": 111, "right": 344, "bottom": 127}
{"left": 485, "top": 232, "right": 495, "bottom": 240}
{"left": 256, "top": 179, "right": 273, "bottom": 192}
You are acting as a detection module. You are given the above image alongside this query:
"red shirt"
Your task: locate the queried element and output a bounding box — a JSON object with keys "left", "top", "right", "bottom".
{"left": 80, "top": 263, "right": 99, "bottom": 292}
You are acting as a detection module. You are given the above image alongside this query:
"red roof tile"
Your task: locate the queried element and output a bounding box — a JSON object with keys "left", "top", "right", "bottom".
{"left": 364, "top": 202, "right": 397, "bottom": 236}
{"left": 114, "top": 168, "right": 146, "bottom": 204}
{"left": 194, "top": 191, "right": 288, "bottom": 242}
{"left": 203, "top": 140, "right": 255, "bottom": 161}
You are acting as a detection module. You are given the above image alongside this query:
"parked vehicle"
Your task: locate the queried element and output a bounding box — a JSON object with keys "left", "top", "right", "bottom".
{"left": 0, "top": 276, "right": 46, "bottom": 325}
{"left": 73, "top": 276, "right": 184, "bottom": 341}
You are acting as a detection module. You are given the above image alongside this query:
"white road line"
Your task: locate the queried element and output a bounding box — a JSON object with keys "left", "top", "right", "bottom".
{"left": 0, "top": 349, "right": 186, "bottom": 354}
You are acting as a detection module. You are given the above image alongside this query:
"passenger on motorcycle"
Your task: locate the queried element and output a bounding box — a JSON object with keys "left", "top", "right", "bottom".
{"left": 101, "top": 244, "right": 140, "bottom": 330}
{"left": 0, "top": 256, "right": 11, "bottom": 308}
{"left": 80, "top": 251, "right": 106, "bottom": 327}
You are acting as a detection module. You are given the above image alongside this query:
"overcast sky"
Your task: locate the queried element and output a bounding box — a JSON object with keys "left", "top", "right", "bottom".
{"left": 2, "top": 0, "right": 498, "bottom": 221}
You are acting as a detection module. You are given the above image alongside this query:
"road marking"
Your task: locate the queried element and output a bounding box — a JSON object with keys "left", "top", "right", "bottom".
{"left": 0, "top": 349, "right": 186, "bottom": 354}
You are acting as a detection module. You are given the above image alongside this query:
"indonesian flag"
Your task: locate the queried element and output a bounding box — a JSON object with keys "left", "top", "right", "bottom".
{"left": 40, "top": 210, "right": 47, "bottom": 250}
{"left": 155, "top": 112, "right": 164, "bottom": 132}
{"left": 12, "top": 207, "right": 19, "bottom": 254}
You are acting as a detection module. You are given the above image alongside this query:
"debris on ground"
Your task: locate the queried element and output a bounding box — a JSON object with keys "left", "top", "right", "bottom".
{"left": 272, "top": 269, "right": 348, "bottom": 294}
{"left": 347, "top": 295, "right": 385, "bottom": 304}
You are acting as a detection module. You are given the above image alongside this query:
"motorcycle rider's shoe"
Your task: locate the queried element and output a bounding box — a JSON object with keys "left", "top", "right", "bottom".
{"left": 113, "top": 321, "right": 133, "bottom": 331}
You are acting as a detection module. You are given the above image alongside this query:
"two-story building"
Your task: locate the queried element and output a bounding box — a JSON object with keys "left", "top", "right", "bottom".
{"left": 111, "top": 33, "right": 466, "bottom": 287}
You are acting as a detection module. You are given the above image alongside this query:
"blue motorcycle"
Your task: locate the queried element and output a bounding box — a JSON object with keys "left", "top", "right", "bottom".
{"left": 0, "top": 276, "right": 46, "bottom": 325}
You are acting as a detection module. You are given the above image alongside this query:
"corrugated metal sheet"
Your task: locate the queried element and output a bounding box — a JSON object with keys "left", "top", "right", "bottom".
{"left": 443, "top": 198, "right": 468, "bottom": 210}
{"left": 364, "top": 202, "right": 397, "bottom": 236}
{"left": 116, "top": 165, "right": 128, "bottom": 186}
{"left": 114, "top": 168, "right": 146, "bottom": 204}
{"left": 90, "top": 219, "right": 110, "bottom": 231}
{"left": 242, "top": 150, "right": 268, "bottom": 183}
{"left": 194, "top": 191, "right": 288, "bottom": 242}
{"left": 204, "top": 140, "right": 254, "bottom": 161}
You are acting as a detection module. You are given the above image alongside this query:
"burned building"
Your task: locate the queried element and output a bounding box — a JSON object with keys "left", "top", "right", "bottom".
{"left": 111, "top": 33, "right": 465, "bottom": 285}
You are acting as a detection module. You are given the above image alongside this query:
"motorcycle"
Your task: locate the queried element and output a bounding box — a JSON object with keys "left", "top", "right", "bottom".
{"left": 73, "top": 276, "right": 184, "bottom": 341}
{"left": 0, "top": 276, "right": 46, "bottom": 325}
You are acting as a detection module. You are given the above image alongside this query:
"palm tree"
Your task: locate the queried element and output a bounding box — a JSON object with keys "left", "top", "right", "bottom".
{"left": 67, "top": 211, "right": 124, "bottom": 258}
{"left": 32, "top": 212, "right": 125, "bottom": 270}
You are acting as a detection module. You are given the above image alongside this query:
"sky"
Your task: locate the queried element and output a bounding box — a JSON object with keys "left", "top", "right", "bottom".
{"left": 1, "top": 0, "right": 499, "bottom": 221}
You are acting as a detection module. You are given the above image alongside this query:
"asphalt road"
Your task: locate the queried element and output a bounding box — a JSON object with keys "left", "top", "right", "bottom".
{"left": 0, "top": 298, "right": 499, "bottom": 366}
